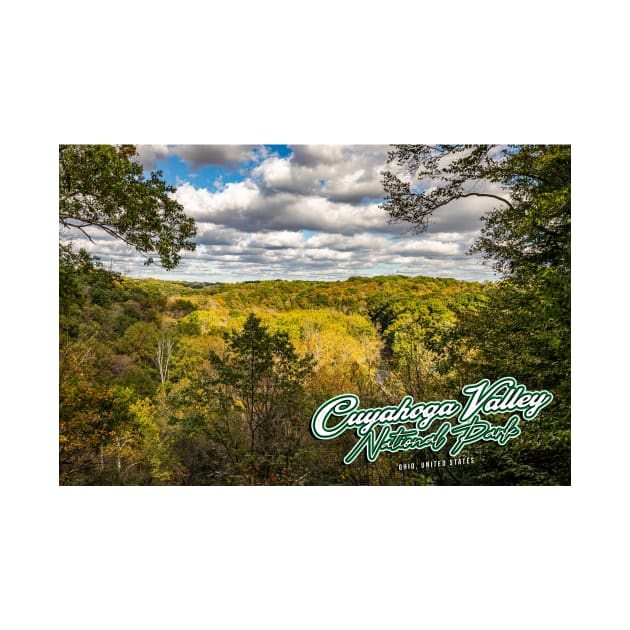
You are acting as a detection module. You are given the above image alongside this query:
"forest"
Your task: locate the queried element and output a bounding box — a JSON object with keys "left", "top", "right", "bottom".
{"left": 59, "top": 144, "right": 570, "bottom": 485}
{"left": 59, "top": 271, "right": 568, "bottom": 485}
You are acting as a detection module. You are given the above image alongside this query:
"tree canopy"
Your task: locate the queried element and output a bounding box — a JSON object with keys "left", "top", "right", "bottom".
{"left": 380, "top": 144, "right": 571, "bottom": 283}
{"left": 58, "top": 143, "right": 570, "bottom": 485}
{"left": 381, "top": 144, "right": 571, "bottom": 484}
{"left": 59, "top": 144, "right": 197, "bottom": 269}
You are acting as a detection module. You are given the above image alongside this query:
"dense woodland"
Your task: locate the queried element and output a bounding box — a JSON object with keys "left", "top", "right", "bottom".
{"left": 59, "top": 270, "right": 568, "bottom": 485}
{"left": 59, "top": 144, "right": 570, "bottom": 485}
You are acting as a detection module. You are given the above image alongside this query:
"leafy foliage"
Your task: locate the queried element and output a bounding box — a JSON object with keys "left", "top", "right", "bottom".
{"left": 59, "top": 272, "right": 490, "bottom": 484}
{"left": 59, "top": 144, "right": 197, "bottom": 269}
{"left": 58, "top": 144, "right": 569, "bottom": 485}
{"left": 381, "top": 144, "right": 571, "bottom": 484}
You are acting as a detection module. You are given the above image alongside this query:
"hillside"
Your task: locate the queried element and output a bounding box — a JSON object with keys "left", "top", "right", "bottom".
{"left": 60, "top": 270, "right": 491, "bottom": 483}
{"left": 60, "top": 269, "right": 567, "bottom": 486}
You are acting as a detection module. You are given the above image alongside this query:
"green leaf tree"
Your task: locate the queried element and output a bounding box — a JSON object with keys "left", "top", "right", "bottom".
{"left": 381, "top": 144, "right": 570, "bottom": 284}
{"left": 59, "top": 144, "right": 197, "bottom": 269}
{"left": 381, "top": 145, "right": 571, "bottom": 484}
{"left": 209, "top": 314, "right": 314, "bottom": 475}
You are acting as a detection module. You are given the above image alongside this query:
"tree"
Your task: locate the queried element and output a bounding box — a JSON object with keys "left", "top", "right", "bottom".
{"left": 117, "top": 321, "right": 160, "bottom": 367}
{"left": 60, "top": 344, "right": 160, "bottom": 485}
{"left": 209, "top": 314, "right": 314, "bottom": 475}
{"left": 154, "top": 333, "right": 175, "bottom": 384}
{"left": 381, "top": 145, "right": 571, "bottom": 484}
{"left": 59, "top": 144, "right": 197, "bottom": 269}
{"left": 381, "top": 144, "right": 570, "bottom": 284}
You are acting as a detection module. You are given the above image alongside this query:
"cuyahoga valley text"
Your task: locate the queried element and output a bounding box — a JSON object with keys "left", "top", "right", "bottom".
{"left": 310, "top": 377, "right": 553, "bottom": 464}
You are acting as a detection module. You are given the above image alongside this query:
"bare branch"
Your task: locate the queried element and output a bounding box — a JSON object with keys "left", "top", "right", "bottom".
{"left": 443, "top": 193, "right": 514, "bottom": 212}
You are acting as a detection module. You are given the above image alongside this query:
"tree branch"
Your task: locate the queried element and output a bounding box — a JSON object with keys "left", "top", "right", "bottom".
{"left": 60, "top": 215, "right": 152, "bottom": 254}
{"left": 74, "top": 224, "right": 95, "bottom": 243}
{"left": 454, "top": 193, "right": 514, "bottom": 211}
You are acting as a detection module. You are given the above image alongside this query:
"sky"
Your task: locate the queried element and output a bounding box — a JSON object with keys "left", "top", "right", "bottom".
{"left": 61, "top": 144, "right": 503, "bottom": 283}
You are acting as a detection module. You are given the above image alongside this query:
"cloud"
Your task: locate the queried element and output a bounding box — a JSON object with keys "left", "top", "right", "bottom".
{"left": 252, "top": 145, "right": 388, "bottom": 202}
{"left": 119, "top": 222, "right": 486, "bottom": 282}
{"left": 66, "top": 144, "right": 499, "bottom": 283}
{"left": 290, "top": 145, "right": 348, "bottom": 166}
{"left": 248, "top": 231, "right": 304, "bottom": 249}
{"left": 115, "top": 234, "right": 492, "bottom": 284}
{"left": 170, "top": 145, "right": 259, "bottom": 168}
{"left": 304, "top": 233, "right": 391, "bottom": 251}
{"left": 194, "top": 223, "right": 244, "bottom": 246}
{"left": 290, "top": 144, "right": 386, "bottom": 167}
{"left": 172, "top": 181, "right": 392, "bottom": 235}
{"left": 135, "top": 144, "right": 170, "bottom": 170}
{"left": 137, "top": 144, "right": 260, "bottom": 170}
